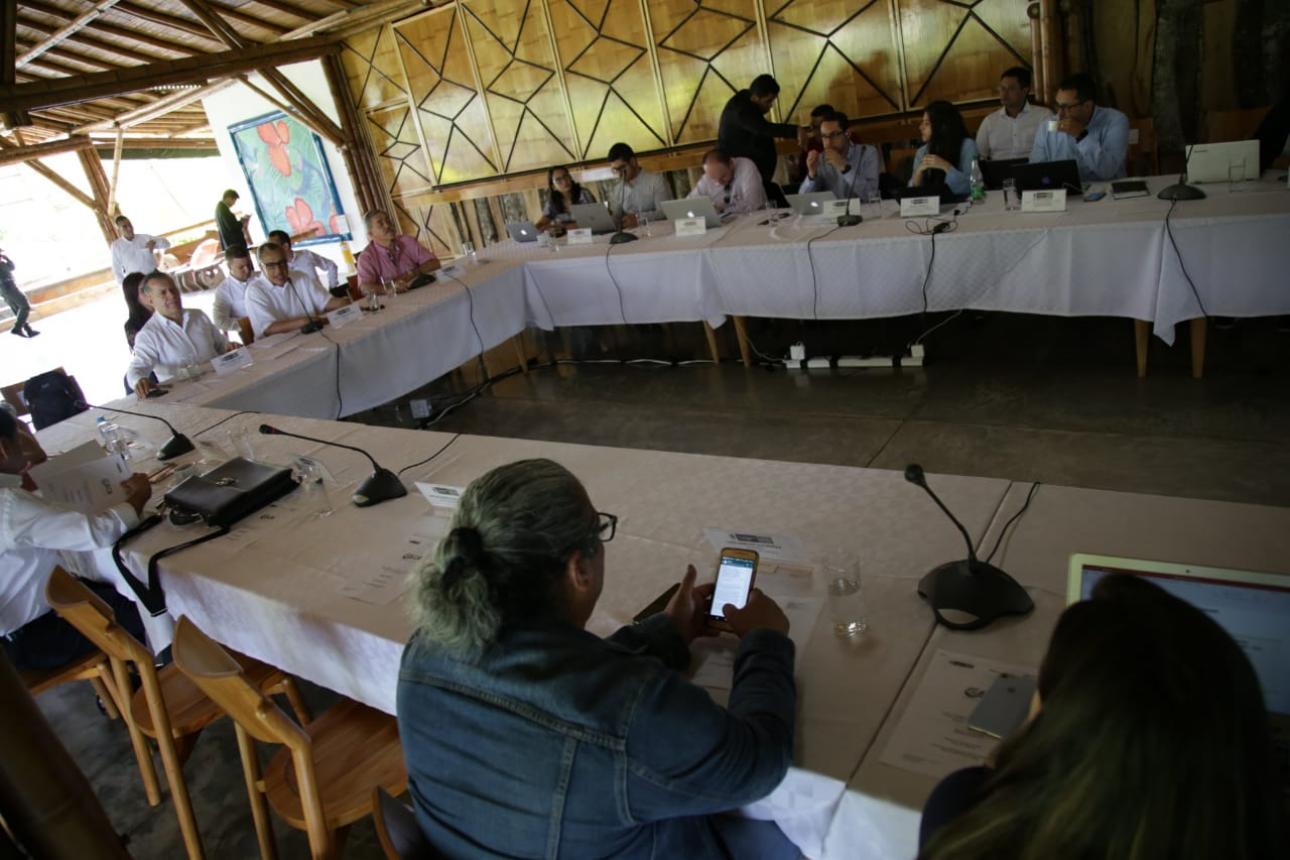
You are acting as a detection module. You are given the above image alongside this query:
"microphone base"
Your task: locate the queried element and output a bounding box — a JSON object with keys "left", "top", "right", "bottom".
{"left": 1157, "top": 182, "right": 1206, "bottom": 201}
{"left": 836, "top": 214, "right": 862, "bottom": 227}
{"left": 351, "top": 468, "right": 408, "bottom": 507}
{"left": 609, "top": 231, "right": 638, "bottom": 244}
{"left": 158, "top": 433, "right": 195, "bottom": 461}
{"left": 917, "top": 558, "right": 1034, "bottom": 631}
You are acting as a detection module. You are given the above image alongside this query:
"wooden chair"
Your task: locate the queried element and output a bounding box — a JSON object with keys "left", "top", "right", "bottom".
{"left": 372, "top": 788, "right": 441, "bottom": 860}
{"left": 237, "top": 317, "right": 255, "bottom": 346}
{"left": 45, "top": 569, "right": 311, "bottom": 860}
{"left": 21, "top": 648, "right": 122, "bottom": 721}
{"left": 172, "top": 616, "right": 407, "bottom": 860}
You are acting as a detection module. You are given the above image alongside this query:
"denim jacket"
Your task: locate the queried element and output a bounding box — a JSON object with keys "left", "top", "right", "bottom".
{"left": 396, "top": 614, "right": 796, "bottom": 859}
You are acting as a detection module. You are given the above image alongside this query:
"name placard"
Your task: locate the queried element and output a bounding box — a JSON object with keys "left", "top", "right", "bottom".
{"left": 566, "top": 228, "right": 593, "bottom": 245}
{"left": 1021, "top": 189, "right": 1067, "bottom": 213}
{"left": 821, "top": 199, "right": 857, "bottom": 218}
{"left": 327, "top": 302, "right": 364, "bottom": 329}
{"left": 675, "top": 217, "right": 707, "bottom": 237}
{"left": 211, "top": 347, "right": 253, "bottom": 376}
{"left": 900, "top": 195, "right": 940, "bottom": 217}
{"left": 415, "top": 482, "right": 465, "bottom": 509}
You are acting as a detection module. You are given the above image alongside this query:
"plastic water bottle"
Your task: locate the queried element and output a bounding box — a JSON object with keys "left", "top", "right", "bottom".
{"left": 969, "top": 159, "right": 986, "bottom": 202}
{"left": 96, "top": 416, "right": 128, "bottom": 460}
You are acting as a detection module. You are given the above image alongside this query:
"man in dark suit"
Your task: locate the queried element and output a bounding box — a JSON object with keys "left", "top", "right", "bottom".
{"left": 717, "top": 75, "right": 808, "bottom": 206}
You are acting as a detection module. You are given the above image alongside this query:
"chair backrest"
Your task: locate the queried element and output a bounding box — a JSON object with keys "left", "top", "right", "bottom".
{"left": 1, "top": 380, "right": 29, "bottom": 416}
{"left": 1127, "top": 117, "right": 1159, "bottom": 177}
{"left": 45, "top": 567, "right": 150, "bottom": 666}
{"left": 22, "top": 369, "right": 86, "bottom": 431}
{"left": 236, "top": 317, "right": 255, "bottom": 346}
{"left": 372, "top": 788, "right": 441, "bottom": 860}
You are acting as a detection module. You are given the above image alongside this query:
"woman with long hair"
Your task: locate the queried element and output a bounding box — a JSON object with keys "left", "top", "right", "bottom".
{"left": 535, "top": 165, "right": 595, "bottom": 233}
{"left": 398, "top": 459, "right": 800, "bottom": 859}
{"left": 910, "top": 100, "right": 978, "bottom": 199}
{"left": 918, "top": 573, "right": 1285, "bottom": 860}
{"left": 121, "top": 271, "right": 152, "bottom": 349}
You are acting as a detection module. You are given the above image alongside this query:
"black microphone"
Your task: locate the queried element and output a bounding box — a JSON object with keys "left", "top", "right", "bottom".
{"left": 81, "top": 402, "right": 194, "bottom": 461}
{"left": 1157, "top": 142, "right": 1206, "bottom": 201}
{"left": 258, "top": 423, "right": 407, "bottom": 507}
{"left": 904, "top": 462, "right": 1033, "bottom": 631}
{"left": 836, "top": 145, "right": 863, "bottom": 227}
{"left": 610, "top": 177, "right": 639, "bottom": 245}
{"left": 284, "top": 275, "right": 325, "bottom": 334}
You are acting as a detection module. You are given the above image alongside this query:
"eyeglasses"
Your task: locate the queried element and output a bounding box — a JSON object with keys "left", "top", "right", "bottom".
{"left": 595, "top": 511, "right": 617, "bottom": 543}
{"left": 1055, "top": 99, "right": 1088, "bottom": 112}
{"left": 821, "top": 130, "right": 847, "bottom": 140}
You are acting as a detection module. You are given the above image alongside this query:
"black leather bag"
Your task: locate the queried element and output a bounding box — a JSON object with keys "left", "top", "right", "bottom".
{"left": 165, "top": 458, "right": 297, "bottom": 527}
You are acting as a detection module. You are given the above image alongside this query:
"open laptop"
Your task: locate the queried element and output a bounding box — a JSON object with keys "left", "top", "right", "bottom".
{"left": 1067, "top": 553, "right": 1290, "bottom": 794}
{"left": 1184, "top": 139, "right": 1260, "bottom": 184}
{"left": 1010, "top": 159, "right": 1083, "bottom": 197}
{"left": 979, "top": 157, "right": 1028, "bottom": 190}
{"left": 659, "top": 198, "right": 724, "bottom": 229}
{"left": 569, "top": 202, "right": 618, "bottom": 235}
{"left": 506, "top": 221, "right": 540, "bottom": 243}
{"left": 783, "top": 191, "right": 834, "bottom": 216}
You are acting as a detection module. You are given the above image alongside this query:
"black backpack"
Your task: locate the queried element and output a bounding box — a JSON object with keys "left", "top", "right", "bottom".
{"left": 23, "top": 370, "right": 86, "bottom": 430}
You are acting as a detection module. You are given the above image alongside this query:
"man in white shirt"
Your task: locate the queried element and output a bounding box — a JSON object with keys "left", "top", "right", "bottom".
{"left": 246, "top": 242, "right": 348, "bottom": 338}
{"left": 212, "top": 246, "right": 260, "bottom": 334}
{"left": 110, "top": 215, "right": 171, "bottom": 286}
{"left": 975, "top": 66, "right": 1053, "bottom": 162}
{"left": 1, "top": 409, "right": 149, "bottom": 671}
{"left": 268, "top": 229, "right": 340, "bottom": 292}
{"left": 127, "top": 272, "right": 230, "bottom": 398}
{"left": 606, "top": 142, "right": 674, "bottom": 227}
{"left": 686, "top": 150, "right": 766, "bottom": 215}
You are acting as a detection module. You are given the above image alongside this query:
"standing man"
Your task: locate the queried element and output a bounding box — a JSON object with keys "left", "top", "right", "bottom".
{"left": 356, "top": 211, "right": 441, "bottom": 296}
{"left": 0, "top": 248, "right": 37, "bottom": 338}
{"left": 686, "top": 150, "right": 766, "bottom": 215}
{"left": 267, "top": 229, "right": 339, "bottom": 293}
{"left": 605, "top": 143, "right": 673, "bottom": 228}
{"left": 717, "top": 74, "right": 809, "bottom": 203}
{"left": 248, "top": 242, "right": 348, "bottom": 338}
{"left": 975, "top": 66, "right": 1053, "bottom": 161}
{"left": 799, "top": 111, "right": 880, "bottom": 201}
{"left": 1029, "top": 72, "right": 1129, "bottom": 182}
{"left": 215, "top": 189, "right": 251, "bottom": 251}
{"left": 211, "top": 247, "right": 260, "bottom": 335}
{"left": 126, "top": 273, "right": 230, "bottom": 398}
{"left": 110, "top": 216, "right": 170, "bottom": 286}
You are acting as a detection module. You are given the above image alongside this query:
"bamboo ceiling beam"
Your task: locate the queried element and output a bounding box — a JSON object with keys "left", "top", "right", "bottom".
{"left": 111, "top": 1, "right": 223, "bottom": 42}
{"left": 1, "top": 36, "right": 339, "bottom": 112}
{"left": 17, "top": 16, "right": 163, "bottom": 64}
{"left": 106, "top": 128, "right": 124, "bottom": 215}
{"left": 20, "top": 1, "right": 213, "bottom": 55}
{"left": 0, "top": 134, "right": 94, "bottom": 167}
{"left": 15, "top": 40, "right": 114, "bottom": 72}
{"left": 237, "top": 74, "right": 344, "bottom": 148}
{"left": 17, "top": 0, "right": 123, "bottom": 69}
{"left": 3, "top": 0, "right": 16, "bottom": 86}
{"left": 208, "top": 1, "right": 290, "bottom": 36}
{"left": 75, "top": 79, "right": 235, "bottom": 132}
{"left": 244, "top": 0, "right": 315, "bottom": 22}
{"left": 283, "top": 0, "right": 428, "bottom": 40}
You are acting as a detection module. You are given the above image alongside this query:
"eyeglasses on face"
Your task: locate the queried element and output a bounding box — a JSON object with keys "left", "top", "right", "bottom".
{"left": 821, "top": 129, "right": 847, "bottom": 140}
{"left": 595, "top": 511, "right": 617, "bottom": 542}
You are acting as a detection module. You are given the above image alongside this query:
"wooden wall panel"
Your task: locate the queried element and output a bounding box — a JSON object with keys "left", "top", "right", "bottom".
{"left": 341, "top": 25, "right": 409, "bottom": 111}
{"left": 897, "top": 0, "right": 1031, "bottom": 108}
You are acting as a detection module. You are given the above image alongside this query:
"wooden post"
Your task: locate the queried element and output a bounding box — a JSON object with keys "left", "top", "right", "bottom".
{"left": 1038, "top": 0, "right": 1061, "bottom": 105}
{"left": 322, "top": 53, "right": 385, "bottom": 216}
{"left": 731, "top": 316, "right": 752, "bottom": 368}
{"left": 1133, "top": 320, "right": 1150, "bottom": 379}
{"left": 1027, "top": 3, "right": 1044, "bottom": 103}
{"left": 106, "top": 128, "right": 124, "bottom": 218}
{"left": 76, "top": 146, "right": 118, "bottom": 247}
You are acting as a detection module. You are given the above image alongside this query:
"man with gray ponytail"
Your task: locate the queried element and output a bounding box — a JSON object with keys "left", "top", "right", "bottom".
{"left": 398, "top": 459, "right": 800, "bottom": 859}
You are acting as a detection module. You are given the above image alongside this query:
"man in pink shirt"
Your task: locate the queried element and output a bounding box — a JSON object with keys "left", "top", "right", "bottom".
{"left": 356, "top": 211, "right": 441, "bottom": 296}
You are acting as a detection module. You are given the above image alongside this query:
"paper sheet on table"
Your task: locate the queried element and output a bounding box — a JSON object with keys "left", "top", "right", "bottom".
{"left": 878, "top": 648, "right": 1035, "bottom": 780}
{"left": 337, "top": 516, "right": 452, "bottom": 605}
{"left": 704, "top": 528, "right": 806, "bottom": 562}
{"left": 29, "top": 442, "right": 132, "bottom": 514}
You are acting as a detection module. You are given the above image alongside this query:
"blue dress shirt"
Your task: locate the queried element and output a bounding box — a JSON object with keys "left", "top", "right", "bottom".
{"left": 799, "top": 142, "right": 881, "bottom": 201}
{"left": 1029, "top": 105, "right": 1130, "bottom": 181}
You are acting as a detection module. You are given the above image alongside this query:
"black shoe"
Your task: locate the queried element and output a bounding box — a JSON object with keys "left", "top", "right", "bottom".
{"left": 9, "top": 326, "right": 26, "bottom": 337}
{"left": 23, "top": 325, "right": 39, "bottom": 337}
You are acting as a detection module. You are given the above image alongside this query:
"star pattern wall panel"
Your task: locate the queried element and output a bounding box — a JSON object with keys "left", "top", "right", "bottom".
{"left": 341, "top": 24, "right": 409, "bottom": 111}
{"left": 897, "top": 0, "right": 1032, "bottom": 108}
{"left": 365, "top": 103, "right": 437, "bottom": 198}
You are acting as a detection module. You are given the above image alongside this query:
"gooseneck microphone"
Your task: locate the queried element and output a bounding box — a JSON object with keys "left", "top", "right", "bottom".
{"left": 258, "top": 424, "right": 407, "bottom": 507}
{"left": 1157, "top": 142, "right": 1206, "bottom": 202}
{"left": 904, "top": 463, "right": 1033, "bottom": 631}
{"left": 81, "top": 402, "right": 195, "bottom": 460}
{"left": 609, "top": 178, "right": 639, "bottom": 245}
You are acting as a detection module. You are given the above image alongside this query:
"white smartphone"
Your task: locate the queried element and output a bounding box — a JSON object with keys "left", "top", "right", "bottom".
{"left": 709, "top": 547, "right": 759, "bottom": 628}
{"left": 967, "top": 674, "right": 1038, "bottom": 739}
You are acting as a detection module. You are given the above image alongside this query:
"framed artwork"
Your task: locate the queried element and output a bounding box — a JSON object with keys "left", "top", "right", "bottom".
{"left": 228, "top": 111, "right": 351, "bottom": 247}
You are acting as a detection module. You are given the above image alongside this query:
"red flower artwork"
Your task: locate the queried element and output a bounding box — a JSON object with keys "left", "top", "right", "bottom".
{"left": 257, "top": 120, "right": 292, "bottom": 176}
{"left": 285, "top": 198, "right": 325, "bottom": 237}
{"left": 328, "top": 212, "right": 343, "bottom": 235}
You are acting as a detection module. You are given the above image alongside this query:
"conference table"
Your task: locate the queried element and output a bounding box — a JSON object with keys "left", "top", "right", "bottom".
{"left": 34, "top": 400, "right": 1290, "bottom": 858}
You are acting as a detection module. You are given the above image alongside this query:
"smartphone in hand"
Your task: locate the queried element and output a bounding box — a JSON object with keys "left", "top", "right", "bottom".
{"left": 708, "top": 547, "right": 758, "bottom": 630}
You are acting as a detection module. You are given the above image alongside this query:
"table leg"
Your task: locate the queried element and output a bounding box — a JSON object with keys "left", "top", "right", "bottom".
{"left": 1189, "top": 317, "right": 1206, "bottom": 379}
{"left": 702, "top": 322, "right": 721, "bottom": 364}
{"left": 511, "top": 333, "right": 528, "bottom": 374}
{"left": 731, "top": 316, "right": 752, "bottom": 368}
{"left": 1133, "top": 320, "right": 1150, "bottom": 378}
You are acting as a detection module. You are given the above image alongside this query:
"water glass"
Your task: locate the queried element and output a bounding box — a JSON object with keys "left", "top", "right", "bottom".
{"left": 1002, "top": 178, "right": 1020, "bottom": 211}
{"left": 367, "top": 287, "right": 382, "bottom": 312}
{"left": 461, "top": 240, "right": 476, "bottom": 262}
{"left": 383, "top": 278, "right": 397, "bottom": 303}
{"left": 293, "top": 459, "right": 334, "bottom": 518}
{"left": 226, "top": 427, "right": 255, "bottom": 461}
{"left": 640, "top": 215, "right": 653, "bottom": 238}
{"left": 821, "top": 552, "right": 867, "bottom": 637}
{"left": 1228, "top": 161, "right": 1246, "bottom": 191}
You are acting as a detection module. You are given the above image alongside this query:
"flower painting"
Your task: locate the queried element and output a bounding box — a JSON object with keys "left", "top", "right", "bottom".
{"left": 229, "top": 111, "right": 350, "bottom": 246}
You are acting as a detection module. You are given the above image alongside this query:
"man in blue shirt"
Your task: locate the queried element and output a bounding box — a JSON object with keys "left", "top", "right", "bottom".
{"left": 799, "top": 111, "right": 880, "bottom": 201}
{"left": 1029, "top": 72, "right": 1129, "bottom": 182}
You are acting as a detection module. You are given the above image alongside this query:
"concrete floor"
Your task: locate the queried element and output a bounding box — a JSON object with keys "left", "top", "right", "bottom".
{"left": 15, "top": 302, "right": 1290, "bottom": 858}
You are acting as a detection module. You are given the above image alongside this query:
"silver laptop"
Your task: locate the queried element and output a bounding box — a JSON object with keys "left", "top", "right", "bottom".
{"left": 660, "top": 198, "right": 723, "bottom": 229}
{"left": 784, "top": 191, "right": 835, "bottom": 216}
{"left": 569, "top": 202, "right": 618, "bottom": 235}
{"left": 506, "top": 221, "right": 540, "bottom": 243}
{"left": 1184, "top": 140, "right": 1260, "bottom": 184}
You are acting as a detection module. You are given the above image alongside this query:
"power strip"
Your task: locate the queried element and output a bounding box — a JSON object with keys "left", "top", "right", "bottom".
{"left": 900, "top": 344, "right": 926, "bottom": 367}
{"left": 837, "top": 355, "right": 894, "bottom": 368}
{"left": 806, "top": 357, "right": 832, "bottom": 369}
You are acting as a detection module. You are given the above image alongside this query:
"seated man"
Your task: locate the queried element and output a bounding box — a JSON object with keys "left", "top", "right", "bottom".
{"left": 606, "top": 142, "right": 673, "bottom": 228}
{"left": 975, "top": 66, "right": 1052, "bottom": 161}
{"left": 247, "top": 242, "right": 347, "bottom": 338}
{"left": 1, "top": 408, "right": 149, "bottom": 671}
{"left": 267, "top": 229, "right": 340, "bottom": 293}
{"left": 110, "top": 215, "right": 170, "bottom": 286}
{"left": 686, "top": 149, "right": 766, "bottom": 215}
{"left": 1029, "top": 72, "right": 1129, "bottom": 182}
{"left": 127, "top": 272, "right": 230, "bottom": 398}
{"left": 799, "top": 111, "right": 880, "bottom": 201}
{"left": 356, "top": 211, "right": 440, "bottom": 297}
{"left": 211, "top": 246, "right": 260, "bottom": 334}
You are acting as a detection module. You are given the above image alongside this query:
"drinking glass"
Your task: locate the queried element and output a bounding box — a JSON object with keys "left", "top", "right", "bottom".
{"left": 226, "top": 426, "right": 255, "bottom": 461}
{"left": 821, "top": 551, "right": 867, "bottom": 637}
{"left": 461, "top": 240, "right": 476, "bottom": 262}
{"left": 293, "top": 459, "right": 334, "bottom": 518}
{"left": 1228, "top": 161, "right": 1246, "bottom": 191}
{"left": 1002, "top": 178, "right": 1021, "bottom": 211}
{"left": 383, "top": 278, "right": 397, "bottom": 304}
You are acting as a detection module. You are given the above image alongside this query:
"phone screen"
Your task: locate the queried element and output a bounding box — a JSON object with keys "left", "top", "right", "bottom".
{"left": 710, "top": 554, "right": 756, "bottom": 619}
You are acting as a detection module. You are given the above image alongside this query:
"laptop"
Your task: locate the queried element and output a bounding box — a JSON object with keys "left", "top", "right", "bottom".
{"left": 569, "top": 202, "right": 618, "bottom": 235}
{"left": 1067, "top": 553, "right": 1290, "bottom": 793}
{"left": 1184, "top": 139, "right": 1260, "bottom": 184}
{"left": 506, "top": 222, "right": 540, "bottom": 243}
{"left": 979, "top": 157, "right": 1028, "bottom": 190}
{"left": 659, "top": 198, "right": 724, "bottom": 229}
{"left": 783, "top": 192, "right": 835, "bottom": 216}
{"left": 1010, "top": 159, "right": 1083, "bottom": 197}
